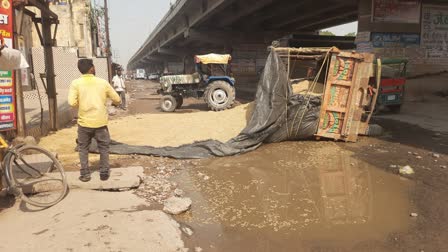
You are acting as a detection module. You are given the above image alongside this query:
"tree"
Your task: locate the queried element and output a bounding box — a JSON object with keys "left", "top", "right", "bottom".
{"left": 319, "top": 30, "right": 336, "bottom": 36}
{"left": 345, "top": 32, "right": 357, "bottom": 37}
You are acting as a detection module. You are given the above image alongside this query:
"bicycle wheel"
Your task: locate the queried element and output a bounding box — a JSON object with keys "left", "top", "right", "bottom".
{"left": 6, "top": 145, "right": 68, "bottom": 208}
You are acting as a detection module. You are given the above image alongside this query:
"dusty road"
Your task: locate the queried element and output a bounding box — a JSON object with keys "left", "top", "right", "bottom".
{"left": 1, "top": 79, "right": 447, "bottom": 252}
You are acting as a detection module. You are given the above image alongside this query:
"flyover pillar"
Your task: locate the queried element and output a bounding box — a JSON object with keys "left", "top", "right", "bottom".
{"left": 356, "top": 0, "right": 448, "bottom": 78}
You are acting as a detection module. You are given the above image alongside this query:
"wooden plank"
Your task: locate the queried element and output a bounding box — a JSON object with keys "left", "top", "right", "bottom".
{"left": 338, "top": 51, "right": 365, "bottom": 60}
{"left": 341, "top": 58, "right": 361, "bottom": 141}
{"left": 326, "top": 107, "right": 349, "bottom": 113}
{"left": 332, "top": 80, "right": 353, "bottom": 87}
{"left": 317, "top": 54, "right": 338, "bottom": 137}
{"left": 347, "top": 66, "right": 373, "bottom": 142}
{"left": 273, "top": 47, "right": 340, "bottom": 54}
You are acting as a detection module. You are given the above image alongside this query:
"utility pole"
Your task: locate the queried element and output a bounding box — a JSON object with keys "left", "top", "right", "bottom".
{"left": 42, "top": 6, "right": 58, "bottom": 131}
{"left": 104, "top": 0, "right": 113, "bottom": 82}
{"left": 12, "top": 9, "right": 27, "bottom": 137}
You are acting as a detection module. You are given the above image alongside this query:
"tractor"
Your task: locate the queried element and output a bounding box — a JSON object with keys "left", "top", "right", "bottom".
{"left": 158, "top": 53, "right": 236, "bottom": 112}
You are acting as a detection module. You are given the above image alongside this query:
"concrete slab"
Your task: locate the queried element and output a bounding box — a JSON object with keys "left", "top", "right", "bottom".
{"left": 0, "top": 190, "right": 187, "bottom": 251}
{"left": 67, "top": 166, "right": 144, "bottom": 191}
{"left": 18, "top": 166, "right": 144, "bottom": 194}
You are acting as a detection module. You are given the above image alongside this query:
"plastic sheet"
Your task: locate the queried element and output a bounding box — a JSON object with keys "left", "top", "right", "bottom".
{"left": 0, "top": 48, "right": 29, "bottom": 70}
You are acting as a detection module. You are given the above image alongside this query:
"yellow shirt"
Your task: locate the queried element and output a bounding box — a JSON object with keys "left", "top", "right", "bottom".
{"left": 68, "top": 74, "right": 121, "bottom": 128}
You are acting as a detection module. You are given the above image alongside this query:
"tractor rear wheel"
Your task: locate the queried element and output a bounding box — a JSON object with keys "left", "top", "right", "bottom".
{"left": 160, "top": 95, "right": 178, "bottom": 112}
{"left": 205, "top": 81, "right": 235, "bottom": 111}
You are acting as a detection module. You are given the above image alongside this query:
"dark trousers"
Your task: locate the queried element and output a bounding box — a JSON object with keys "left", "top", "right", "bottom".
{"left": 117, "top": 91, "right": 126, "bottom": 109}
{"left": 77, "top": 125, "right": 111, "bottom": 175}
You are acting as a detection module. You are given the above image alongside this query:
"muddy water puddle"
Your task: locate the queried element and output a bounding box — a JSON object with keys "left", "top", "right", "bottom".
{"left": 173, "top": 142, "right": 414, "bottom": 252}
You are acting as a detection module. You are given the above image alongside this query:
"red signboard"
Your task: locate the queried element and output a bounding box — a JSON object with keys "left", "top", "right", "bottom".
{"left": 0, "top": 0, "right": 16, "bottom": 131}
{"left": 373, "top": 0, "right": 421, "bottom": 24}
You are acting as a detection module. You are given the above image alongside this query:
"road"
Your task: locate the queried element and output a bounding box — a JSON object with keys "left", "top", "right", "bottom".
{"left": 1, "top": 79, "right": 447, "bottom": 252}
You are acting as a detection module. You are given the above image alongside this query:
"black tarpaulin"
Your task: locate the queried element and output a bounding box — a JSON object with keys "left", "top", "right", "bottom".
{"left": 90, "top": 50, "right": 321, "bottom": 159}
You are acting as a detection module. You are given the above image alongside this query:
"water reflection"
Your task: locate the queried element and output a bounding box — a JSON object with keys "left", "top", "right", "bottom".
{"left": 174, "top": 142, "right": 411, "bottom": 251}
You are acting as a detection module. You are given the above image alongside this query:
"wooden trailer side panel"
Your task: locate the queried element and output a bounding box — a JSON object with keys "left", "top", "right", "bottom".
{"left": 317, "top": 52, "right": 375, "bottom": 142}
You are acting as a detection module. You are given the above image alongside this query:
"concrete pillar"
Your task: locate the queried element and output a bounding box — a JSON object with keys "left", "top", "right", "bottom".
{"left": 357, "top": 0, "right": 448, "bottom": 95}
{"left": 358, "top": 0, "right": 420, "bottom": 33}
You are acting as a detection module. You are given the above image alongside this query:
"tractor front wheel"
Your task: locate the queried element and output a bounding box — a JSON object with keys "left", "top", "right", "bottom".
{"left": 160, "top": 95, "right": 178, "bottom": 112}
{"left": 205, "top": 81, "right": 235, "bottom": 111}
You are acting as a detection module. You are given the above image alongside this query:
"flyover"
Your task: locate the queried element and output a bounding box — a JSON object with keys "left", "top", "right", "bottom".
{"left": 128, "top": 0, "right": 448, "bottom": 97}
{"left": 127, "top": 0, "right": 358, "bottom": 92}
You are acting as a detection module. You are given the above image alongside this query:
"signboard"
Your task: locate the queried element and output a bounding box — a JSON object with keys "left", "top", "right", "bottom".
{"left": 371, "top": 32, "right": 420, "bottom": 48}
{"left": 373, "top": 0, "right": 421, "bottom": 24}
{"left": 0, "top": 0, "right": 16, "bottom": 131}
{"left": 421, "top": 5, "right": 448, "bottom": 58}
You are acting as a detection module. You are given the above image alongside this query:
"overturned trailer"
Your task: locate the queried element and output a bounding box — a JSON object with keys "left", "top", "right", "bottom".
{"left": 273, "top": 47, "right": 378, "bottom": 143}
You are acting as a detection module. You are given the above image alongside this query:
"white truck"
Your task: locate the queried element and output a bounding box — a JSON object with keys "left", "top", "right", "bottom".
{"left": 135, "top": 69, "right": 146, "bottom": 80}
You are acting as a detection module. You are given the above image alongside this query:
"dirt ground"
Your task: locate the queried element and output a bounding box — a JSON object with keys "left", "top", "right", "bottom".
{"left": 1, "top": 79, "right": 447, "bottom": 252}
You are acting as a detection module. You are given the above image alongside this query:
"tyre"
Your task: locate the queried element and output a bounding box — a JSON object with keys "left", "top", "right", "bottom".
{"left": 174, "top": 95, "right": 184, "bottom": 109}
{"left": 160, "top": 95, "right": 178, "bottom": 112}
{"left": 365, "top": 124, "right": 384, "bottom": 137}
{"left": 204, "top": 81, "right": 235, "bottom": 111}
{"left": 6, "top": 145, "right": 68, "bottom": 208}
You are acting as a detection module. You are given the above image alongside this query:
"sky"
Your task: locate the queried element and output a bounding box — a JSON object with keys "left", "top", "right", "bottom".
{"left": 104, "top": 0, "right": 171, "bottom": 68}
{"left": 101, "top": 0, "right": 357, "bottom": 68}
{"left": 325, "top": 21, "right": 358, "bottom": 36}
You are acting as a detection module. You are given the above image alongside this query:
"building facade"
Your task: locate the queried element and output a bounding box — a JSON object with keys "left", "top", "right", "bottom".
{"left": 30, "top": 0, "right": 100, "bottom": 58}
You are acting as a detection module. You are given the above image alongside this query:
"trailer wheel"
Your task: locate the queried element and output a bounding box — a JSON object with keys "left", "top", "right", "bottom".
{"left": 205, "top": 81, "right": 235, "bottom": 111}
{"left": 160, "top": 95, "right": 177, "bottom": 112}
{"left": 365, "top": 124, "right": 384, "bottom": 137}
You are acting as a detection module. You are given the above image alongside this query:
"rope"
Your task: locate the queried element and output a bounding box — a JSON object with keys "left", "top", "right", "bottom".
{"left": 291, "top": 49, "right": 332, "bottom": 138}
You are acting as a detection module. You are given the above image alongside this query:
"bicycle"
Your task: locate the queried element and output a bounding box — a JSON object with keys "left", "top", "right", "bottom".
{"left": 0, "top": 135, "right": 68, "bottom": 208}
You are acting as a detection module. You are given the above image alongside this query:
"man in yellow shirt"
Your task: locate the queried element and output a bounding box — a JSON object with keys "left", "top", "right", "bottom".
{"left": 68, "top": 59, "right": 121, "bottom": 182}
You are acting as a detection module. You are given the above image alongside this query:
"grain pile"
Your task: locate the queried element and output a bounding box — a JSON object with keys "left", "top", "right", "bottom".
{"left": 292, "top": 80, "right": 324, "bottom": 96}
{"left": 40, "top": 103, "right": 254, "bottom": 164}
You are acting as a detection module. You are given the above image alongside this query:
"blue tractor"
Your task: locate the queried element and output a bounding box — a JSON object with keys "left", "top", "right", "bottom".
{"left": 158, "top": 54, "right": 235, "bottom": 112}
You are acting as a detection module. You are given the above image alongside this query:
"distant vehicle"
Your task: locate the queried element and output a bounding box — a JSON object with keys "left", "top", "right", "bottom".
{"left": 370, "top": 58, "right": 407, "bottom": 113}
{"left": 147, "top": 73, "right": 160, "bottom": 80}
{"left": 135, "top": 69, "right": 146, "bottom": 80}
{"left": 158, "top": 53, "right": 235, "bottom": 112}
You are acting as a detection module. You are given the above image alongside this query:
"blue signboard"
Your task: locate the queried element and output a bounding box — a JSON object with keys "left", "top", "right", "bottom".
{"left": 372, "top": 33, "right": 421, "bottom": 48}
{"left": 0, "top": 95, "right": 13, "bottom": 104}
